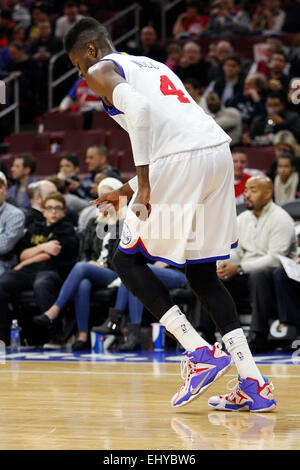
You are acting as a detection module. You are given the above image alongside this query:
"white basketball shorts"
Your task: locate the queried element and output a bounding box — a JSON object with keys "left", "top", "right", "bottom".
{"left": 119, "top": 142, "right": 238, "bottom": 267}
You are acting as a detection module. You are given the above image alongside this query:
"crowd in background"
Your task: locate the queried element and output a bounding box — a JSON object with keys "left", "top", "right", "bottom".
{"left": 0, "top": 0, "right": 300, "bottom": 353}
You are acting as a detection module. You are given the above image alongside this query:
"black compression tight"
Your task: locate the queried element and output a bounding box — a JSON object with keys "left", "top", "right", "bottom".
{"left": 113, "top": 249, "right": 240, "bottom": 336}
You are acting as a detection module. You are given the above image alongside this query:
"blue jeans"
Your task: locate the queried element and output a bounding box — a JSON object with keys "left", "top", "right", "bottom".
{"left": 114, "top": 264, "right": 187, "bottom": 324}
{"left": 55, "top": 261, "right": 117, "bottom": 332}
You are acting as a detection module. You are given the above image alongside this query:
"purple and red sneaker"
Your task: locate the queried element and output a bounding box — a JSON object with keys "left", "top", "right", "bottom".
{"left": 171, "top": 343, "right": 232, "bottom": 408}
{"left": 208, "top": 375, "right": 276, "bottom": 412}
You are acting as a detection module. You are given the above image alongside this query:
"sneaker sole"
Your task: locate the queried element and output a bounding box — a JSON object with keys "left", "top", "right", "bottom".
{"left": 208, "top": 402, "right": 277, "bottom": 412}
{"left": 172, "top": 359, "right": 233, "bottom": 408}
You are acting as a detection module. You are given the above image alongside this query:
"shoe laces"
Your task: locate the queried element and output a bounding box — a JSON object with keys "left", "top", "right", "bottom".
{"left": 180, "top": 342, "right": 223, "bottom": 380}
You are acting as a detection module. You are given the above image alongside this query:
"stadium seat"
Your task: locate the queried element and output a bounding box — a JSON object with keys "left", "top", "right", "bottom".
{"left": 92, "top": 110, "right": 118, "bottom": 130}
{"left": 61, "top": 129, "right": 106, "bottom": 153}
{"left": 9, "top": 132, "right": 51, "bottom": 154}
{"left": 43, "top": 112, "right": 84, "bottom": 132}
{"left": 34, "top": 153, "right": 61, "bottom": 176}
{"left": 281, "top": 200, "right": 300, "bottom": 221}
{"left": 106, "top": 128, "right": 131, "bottom": 150}
{"left": 234, "top": 146, "right": 276, "bottom": 171}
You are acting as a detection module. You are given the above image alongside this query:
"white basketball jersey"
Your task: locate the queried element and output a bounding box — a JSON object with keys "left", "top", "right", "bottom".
{"left": 98, "top": 52, "right": 231, "bottom": 163}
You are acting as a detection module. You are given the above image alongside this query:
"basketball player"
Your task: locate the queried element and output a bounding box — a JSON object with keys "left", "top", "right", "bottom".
{"left": 64, "top": 18, "right": 276, "bottom": 412}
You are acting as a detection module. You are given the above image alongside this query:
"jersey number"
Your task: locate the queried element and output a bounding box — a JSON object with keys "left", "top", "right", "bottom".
{"left": 160, "top": 75, "right": 190, "bottom": 103}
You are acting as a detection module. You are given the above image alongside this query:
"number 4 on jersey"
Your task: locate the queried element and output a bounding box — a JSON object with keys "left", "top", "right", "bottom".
{"left": 160, "top": 75, "right": 190, "bottom": 103}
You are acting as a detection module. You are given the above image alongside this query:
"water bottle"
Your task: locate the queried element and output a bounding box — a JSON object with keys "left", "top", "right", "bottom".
{"left": 10, "top": 319, "right": 21, "bottom": 352}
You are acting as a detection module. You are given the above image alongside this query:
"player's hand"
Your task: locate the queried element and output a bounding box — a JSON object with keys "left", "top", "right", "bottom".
{"left": 131, "top": 187, "right": 151, "bottom": 221}
{"left": 91, "top": 188, "right": 124, "bottom": 213}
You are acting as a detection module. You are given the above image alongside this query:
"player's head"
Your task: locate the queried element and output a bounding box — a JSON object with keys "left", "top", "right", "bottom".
{"left": 64, "top": 18, "right": 115, "bottom": 79}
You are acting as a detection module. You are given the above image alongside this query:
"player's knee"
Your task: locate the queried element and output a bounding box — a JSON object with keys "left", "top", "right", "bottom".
{"left": 185, "top": 262, "right": 217, "bottom": 287}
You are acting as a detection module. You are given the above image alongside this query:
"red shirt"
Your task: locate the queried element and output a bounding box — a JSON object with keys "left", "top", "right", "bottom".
{"left": 235, "top": 173, "right": 251, "bottom": 203}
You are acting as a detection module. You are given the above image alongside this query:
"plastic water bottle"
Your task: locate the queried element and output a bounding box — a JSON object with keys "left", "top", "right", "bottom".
{"left": 10, "top": 319, "right": 21, "bottom": 352}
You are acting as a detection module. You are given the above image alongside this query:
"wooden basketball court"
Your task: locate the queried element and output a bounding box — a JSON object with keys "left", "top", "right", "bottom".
{"left": 0, "top": 350, "right": 300, "bottom": 451}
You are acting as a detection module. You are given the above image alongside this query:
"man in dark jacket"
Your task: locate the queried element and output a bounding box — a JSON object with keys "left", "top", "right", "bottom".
{"left": 250, "top": 91, "right": 300, "bottom": 145}
{"left": 0, "top": 192, "right": 79, "bottom": 343}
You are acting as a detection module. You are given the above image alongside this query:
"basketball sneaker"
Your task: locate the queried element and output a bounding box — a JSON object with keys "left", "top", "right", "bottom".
{"left": 208, "top": 375, "right": 276, "bottom": 412}
{"left": 171, "top": 343, "right": 232, "bottom": 408}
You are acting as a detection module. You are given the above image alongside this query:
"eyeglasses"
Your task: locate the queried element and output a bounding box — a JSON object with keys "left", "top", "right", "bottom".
{"left": 44, "top": 206, "right": 64, "bottom": 212}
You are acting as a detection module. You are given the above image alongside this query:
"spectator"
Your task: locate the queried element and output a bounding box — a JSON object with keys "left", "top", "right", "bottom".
{"left": 71, "top": 145, "right": 121, "bottom": 200}
{"left": 77, "top": 173, "right": 108, "bottom": 232}
{"left": 0, "top": 171, "right": 25, "bottom": 277}
{"left": 7, "top": 154, "right": 36, "bottom": 210}
{"left": 267, "top": 130, "right": 300, "bottom": 181}
{"left": 25, "top": 179, "right": 57, "bottom": 229}
{"left": 172, "top": 0, "right": 209, "bottom": 38}
{"left": 204, "top": 92, "right": 242, "bottom": 146}
{"left": 165, "top": 43, "right": 183, "bottom": 71}
{"left": 54, "top": 1, "right": 84, "bottom": 40}
{"left": 216, "top": 175, "right": 297, "bottom": 352}
{"left": 274, "top": 152, "right": 300, "bottom": 204}
{"left": 266, "top": 51, "right": 290, "bottom": 95}
{"left": 232, "top": 150, "right": 252, "bottom": 204}
{"left": 205, "top": 0, "right": 251, "bottom": 36}
{"left": 131, "top": 26, "right": 166, "bottom": 63}
{"left": 287, "top": 77, "right": 300, "bottom": 113}
{"left": 174, "top": 41, "right": 210, "bottom": 87}
{"left": 33, "top": 178, "right": 125, "bottom": 351}
{"left": 251, "top": 0, "right": 286, "bottom": 33}
{"left": 0, "top": 9, "right": 15, "bottom": 49}
{"left": 183, "top": 77, "right": 202, "bottom": 106}
{"left": 7, "top": 0, "right": 31, "bottom": 29}
{"left": 47, "top": 175, "right": 88, "bottom": 225}
{"left": 250, "top": 92, "right": 300, "bottom": 145}
{"left": 4, "top": 41, "right": 40, "bottom": 122}
{"left": 0, "top": 23, "right": 27, "bottom": 69}
{"left": 226, "top": 73, "right": 267, "bottom": 127}
{"left": 0, "top": 192, "right": 79, "bottom": 345}
{"left": 282, "top": 0, "right": 300, "bottom": 33}
{"left": 207, "top": 39, "right": 234, "bottom": 82}
{"left": 27, "top": 2, "right": 50, "bottom": 44}
{"left": 50, "top": 77, "right": 102, "bottom": 129}
{"left": 30, "top": 19, "right": 63, "bottom": 113}
{"left": 93, "top": 261, "right": 188, "bottom": 351}
{"left": 273, "top": 259, "right": 300, "bottom": 339}
{"left": 202, "top": 55, "right": 244, "bottom": 107}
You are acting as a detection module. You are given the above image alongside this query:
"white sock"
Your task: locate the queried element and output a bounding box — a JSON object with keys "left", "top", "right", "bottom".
{"left": 222, "top": 328, "right": 265, "bottom": 386}
{"left": 160, "top": 305, "right": 212, "bottom": 352}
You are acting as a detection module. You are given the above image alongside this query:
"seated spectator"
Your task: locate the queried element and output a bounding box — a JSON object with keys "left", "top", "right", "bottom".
{"left": 232, "top": 150, "right": 252, "bottom": 204}
{"left": 0, "top": 171, "right": 25, "bottom": 277}
{"left": 214, "top": 175, "right": 298, "bottom": 353}
{"left": 93, "top": 261, "right": 188, "bottom": 351}
{"left": 57, "top": 154, "right": 80, "bottom": 183}
{"left": 202, "top": 55, "right": 244, "bottom": 107}
{"left": 249, "top": 92, "right": 300, "bottom": 146}
{"left": 0, "top": 24, "right": 27, "bottom": 69}
{"left": 267, "top": 129, "right": 300, "bottom": 181}
{"left": 78, "top": 173, "right": 108, "bottom": 232}
{"left": 172, "top": 0, "right": 209, "bottom": 38}
{"left": 247, "top": 38, "right": 284, "bottom": 77}
{"left": 7, "top": 0, "right": 31, "bottom": 29}
{"left": 273, "top": 259, "right": 300, "bottom": 338}
{"left": 71, "top": 145, "right": 121, "bottom": 200}
{"left": 27, "top": 2, "right": 50, "bottom": 44}
{"left": 130, "top": 26, "right": 166, "bottom": 63}
{"left": 182, "top": 77, "right": 202, "bottom": 106}
{"left": 165, "top": 43, "right": 183, "bottom": 71}
{"left": 54, "top": 1, "right": 84, "bottom": 40}
{"left": 204, "top": 92, "right": 242, "bottom": 146}
{"left": 226, "top": 73, "right": 267, "bottom": 127}
{"left": 205, "top": 0, "right": 251, "bottom": 36}
{"left": 4, "top": 41, "right": 40, "bottom": 122}
{"left": 207, "top": 39, "right": 234, "bottom": 82}
{"left": 47, "top": 175, "right": 88, "bottom": 225}
{"left": 251, "top": 0, "right": 286, "bottom": 33}
{"left": 33, "top": 178, "right": 125, "bottom": 351}
{"left": 174, "top": 41, "right": 211, "bottom": 87}
{"left": 0, "top": 9, "right": 15, "bottom": 50}
{"left": 50, "top": 77, "right": 102, "bottom": 129}
{"left": 274, "top": 152, "right": 300, "bottom": 204}
{"left": 0, "top": 192, "right": 79, "bottom": 344}
{"left": 282, "top": 0, "right": 300, "bottom": 33}
{"left": 25, "top": 179, "right": 57, "bottom": 229}
{"left": 287, "top": 77, "right": 300, "bottom": 113}
{"left": 266, "top": 51, "right": 290, "bottom": 95}
{"left": 30, "top": 19, "right": 63, "bottom": 113}
{"left": 7, "top": 153, "right": 36, "bottom": 210}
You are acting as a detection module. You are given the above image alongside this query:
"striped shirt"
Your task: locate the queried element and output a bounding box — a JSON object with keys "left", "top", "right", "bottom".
{"left": 0, "top": 202, "right": 25, "bottom": 275}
